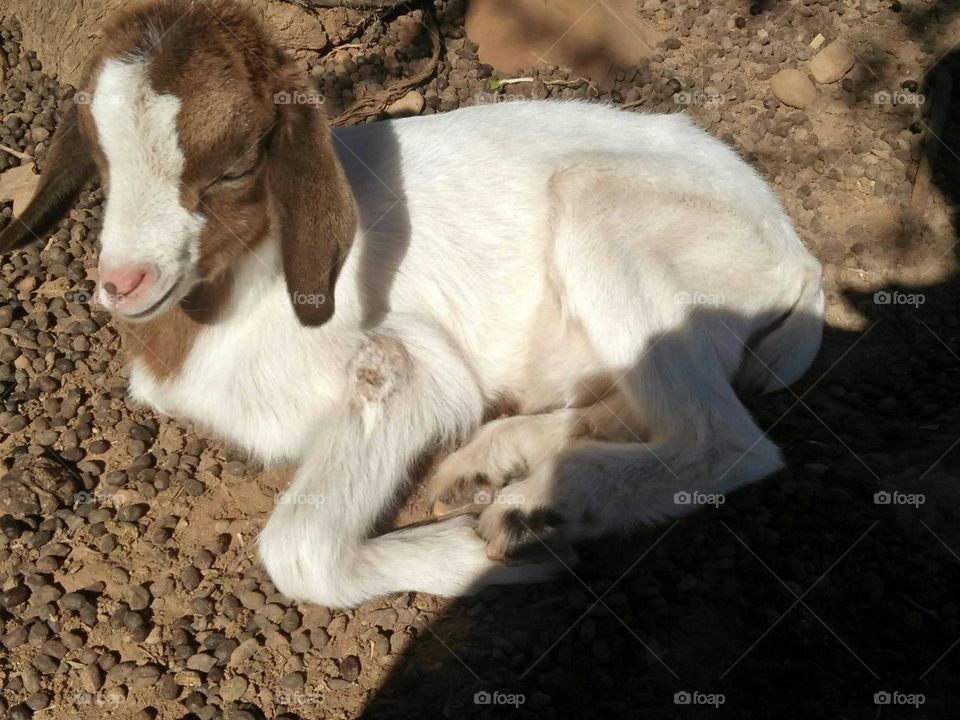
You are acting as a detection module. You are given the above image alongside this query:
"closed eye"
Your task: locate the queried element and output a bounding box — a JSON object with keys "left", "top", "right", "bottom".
{"left": 213, "top": 142, "right": 266, "bottom": 185}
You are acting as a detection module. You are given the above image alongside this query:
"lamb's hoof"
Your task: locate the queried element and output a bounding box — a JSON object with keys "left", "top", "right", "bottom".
{"left": 480, "top": 504, "right": 578, "bottom": 567}
{"left": 431, "top": 472, "right": 495, "bottom": 519}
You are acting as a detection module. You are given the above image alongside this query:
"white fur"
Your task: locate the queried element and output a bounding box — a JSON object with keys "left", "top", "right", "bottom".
{"left": 92, "top": 59, "right": 205, "bottom": 315}
{"left": 106, "top": 99, "right": 822, "bottom": 607}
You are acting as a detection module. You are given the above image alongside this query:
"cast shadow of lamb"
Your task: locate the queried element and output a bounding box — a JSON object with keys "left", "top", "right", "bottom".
{"left": 332, "top": 120, "right": 412, "bottom": 329}
{"left": 354, "top": 292, "right": 958, "bottom": 720}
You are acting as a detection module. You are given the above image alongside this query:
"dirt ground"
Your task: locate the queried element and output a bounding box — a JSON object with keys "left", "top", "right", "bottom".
{"left": 1, "top": 0, "right": 960, "bottom": 718}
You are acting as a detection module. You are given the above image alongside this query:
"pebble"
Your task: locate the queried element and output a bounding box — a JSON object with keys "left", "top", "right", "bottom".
{"left": 279, "top": 671, "right": 305, "bottom": 690}
{"left": 770, "top": 69, "right": 817, "bottom": 108}
{"left": 25, "top": 692, "right": 50, "bottom": 711}
{"left": 159, "top": 673, "right": 180, "bottom": 700}
{"left": 238, "top": 590, "right": 265, "bottom": 609}
{"left": 809, "top": 41, "right": 855, "bottom": 84}
{"left": 340, "top": 655, "right": 361, "bottom": 683}
{"left": 2, "top": 585, "right": 30, "bottom": 609}
{"left": 186, "top": 653, "right": 217, "bottom": 673}
{"left": 386, "top": 90, "right": 425, "bottom": 117}
{"left": 82, "top": 664, "right": 104, "bottom": 692}
{"left": 180, "top": 565, "right": 202, "bottom": 591}
{"left": 220, "top": 674, "right": 248, "bottom": 702}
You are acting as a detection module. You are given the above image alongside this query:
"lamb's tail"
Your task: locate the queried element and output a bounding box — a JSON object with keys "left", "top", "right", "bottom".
{"left": 737, "top": 258, "right": 825, "bottom": 393}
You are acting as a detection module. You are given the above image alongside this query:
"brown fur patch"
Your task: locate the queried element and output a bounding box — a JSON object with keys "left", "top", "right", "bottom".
{"left": 118, "top": 273, "right": 234, "bottom": 380}
{"left": 59, "top": 0, "right": 359, "bottom": 377}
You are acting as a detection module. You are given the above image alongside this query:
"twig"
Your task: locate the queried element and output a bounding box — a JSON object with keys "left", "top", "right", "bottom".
{"left": 320, "top": 42, "right": 364, "bottom": 60}
{"left": 897, "top": 592, "right": 941, "bottom": 622}
{"left": 0, "top": 143, "right": 31, "bottom": 161}
{"left": 490, "top": 76, "right": 598, "bottom": 97}
{"left": 331, "top": 9, "right": 440, "bottom": 127}
{"left": 41, "top": 445, "right": 85, "bottom": 485}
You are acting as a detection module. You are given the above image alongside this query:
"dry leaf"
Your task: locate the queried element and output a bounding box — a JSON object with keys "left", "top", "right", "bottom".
{"left": 0, "top": 162, "right": 40, "bottom": 215}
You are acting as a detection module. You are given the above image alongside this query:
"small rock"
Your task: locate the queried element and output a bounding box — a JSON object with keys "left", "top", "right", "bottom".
{"left": 159, "top": 673, "right": 180, "bottom": 700}
{"left": 386, "top": 90, "right": 425, "bottom": 117}
{"left": 279, "top": 671, "right": 305, "bottom": 690}
{"left": 809, "top": 41, "right": 855, "bottom": 84}
{"left": 180, "top": 566, "right": 202, "bottom": 591}
{"left": 2, "top": 585, "right": 30, "bottom": 609}
{"left": 82, "top": 664, "right": 104, "bottom": 692}
{"left": 340, "top": 655, "right": 361, "bottom": 683}
{"left": 238, "top": 590, "right": 265, "bottom": 609}
{"left": 186, "top": 653, "right": 217, "bottom": 673}
{"left": 770, "top": 69, "right": 817, "bottom": 108}
{"left": 220, "top": 674, "right": 248, "bottom": 702}
{"left": 129, "top": 585, "right": 152, "bottom": 611}
{"left": 25, "top": 692, "right": 50, "bottom": 711}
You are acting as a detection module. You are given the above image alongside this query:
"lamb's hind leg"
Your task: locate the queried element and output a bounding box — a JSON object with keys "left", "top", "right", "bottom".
{"left": 476, "top": 325, "right": 784, "bottom": 562}
{"left": 474, "top": 162, "right": 785, "bottom": 560}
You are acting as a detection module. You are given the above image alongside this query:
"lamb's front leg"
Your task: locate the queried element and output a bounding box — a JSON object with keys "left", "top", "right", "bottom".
{"left": 258, "top": 328, "right": 558, "bottom": 608}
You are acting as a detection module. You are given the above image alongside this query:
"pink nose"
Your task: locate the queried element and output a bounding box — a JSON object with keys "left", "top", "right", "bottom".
{"left": 99, "top": 263, "right": 157, "bottom": 306}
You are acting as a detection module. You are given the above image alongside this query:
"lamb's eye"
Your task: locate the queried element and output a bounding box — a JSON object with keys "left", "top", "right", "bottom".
{"left": 216, "top": 147, "right": 262, "bottom": 184}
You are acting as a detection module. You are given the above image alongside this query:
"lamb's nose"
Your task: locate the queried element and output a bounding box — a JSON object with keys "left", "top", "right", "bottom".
{"left": 99, "top": 263, "right": 156, "bottom": 302}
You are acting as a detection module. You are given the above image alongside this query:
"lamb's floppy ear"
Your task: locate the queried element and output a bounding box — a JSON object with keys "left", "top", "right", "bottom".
{"left": 267, "top": 81, "right": 357, "bottom": 327}
{"left": 0, "top": 98, "right": 95, "bottom": 253}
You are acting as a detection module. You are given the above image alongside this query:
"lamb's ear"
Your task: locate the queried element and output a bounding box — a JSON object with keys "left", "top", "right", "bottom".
{"left": 0, "top": 99, "right": 95, "bottom": 253}
{"left": 268, "top": 84, "right": 357, "bottom": 327}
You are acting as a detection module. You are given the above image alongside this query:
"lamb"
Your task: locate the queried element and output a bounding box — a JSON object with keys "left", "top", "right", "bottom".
{"left": 0, "top": 0, "right": 824, "bottom": 608}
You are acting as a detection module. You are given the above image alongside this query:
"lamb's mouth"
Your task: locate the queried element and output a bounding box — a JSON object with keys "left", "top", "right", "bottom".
{"left": 113, "top": 271, "right": 185, "bottom": 322}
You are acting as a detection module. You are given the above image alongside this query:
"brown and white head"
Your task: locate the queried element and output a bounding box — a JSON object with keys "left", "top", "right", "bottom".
{"left": 0, "top": 0, "right": 356, "bottom": 327}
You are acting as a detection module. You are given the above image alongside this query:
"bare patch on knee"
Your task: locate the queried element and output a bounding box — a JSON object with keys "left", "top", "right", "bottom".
{"left": 349, "top": 335, "right": 411, "bottom": 408}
